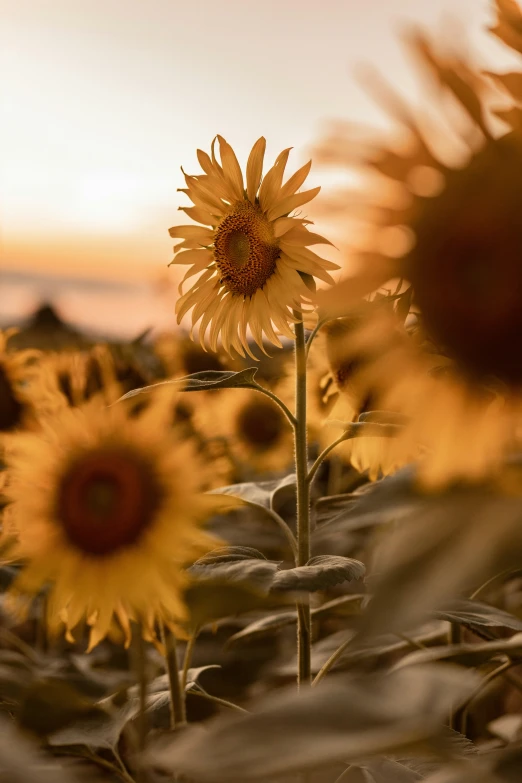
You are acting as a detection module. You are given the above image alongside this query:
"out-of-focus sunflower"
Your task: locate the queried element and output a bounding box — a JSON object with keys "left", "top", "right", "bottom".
{"left": 0, "top": 330, "right": 63, "bottom": 439}
{"left": 45, "top": 345, "right": 121, "bottom": 407}
{"left": 154, "top": 332, "right": 237, "bottom": 377}
{"left": 194, "top": 386, "right": 293, "bottom": 475}
{"left": 320, "top": 310, "right": 419, "bottom": 480}
{"left": 170, "top": 136, "right": 338, "bottom": 357}
{"left": 315, "top": 27, "right": 522, "bottom": 487}
{"left": 4, "top": 397, "right": 224, "bottom": 649}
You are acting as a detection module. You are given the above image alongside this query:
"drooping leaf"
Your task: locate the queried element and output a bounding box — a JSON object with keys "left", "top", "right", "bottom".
{"left": 185, "top": 546, "right": 282, "bottom": 628}
{"left": 117, "top": 367, "right": 260, "bottom": 401}
{"left": 434, "top": 598, "right": 522, "bottom": 634}
{"left": 0, "top": 717, "right": 81, "bottom": 783}
{"left": 271, "top": 556, "right": 365, "bottom": 592}
{"left": 19, "top": 679, "right": 106, "bottom": 735}
{"left": 150, "top": 665, "right": 480, "bottom": 782}
{"left": 343, "top": 466, "right": 522, "bottom": 640}
{"left": 209, "top": 474, "right": 297, "bottom": 514}
{"left": 396, "top": 632, "right": 522, "bottom": 669}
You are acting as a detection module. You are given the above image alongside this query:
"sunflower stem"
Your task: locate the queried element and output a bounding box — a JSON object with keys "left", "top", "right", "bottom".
{"left": 161, "top": 623, "right": 187, "bottom": 729}
{"left": 181, "top": 628, "right": 198, "bottom": 690}
{"left": 252, "top": 383, "right": 297, "bottom": 428}
{"left": 293, "top": 317, "right": 312, "bottom": 688}
{"left": 130, "top": 625, "right": 148, "bottom": 764}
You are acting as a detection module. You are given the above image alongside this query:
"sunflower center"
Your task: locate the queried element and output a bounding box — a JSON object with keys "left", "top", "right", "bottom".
{"left": 57, "top": 449, "right": 161, "bottom": 556}
{"left": 409, "top": 134, "right": 522, "bottom": 385}
{"left": 236, "top": 399, "right": 285, "bottom": 449}
{"left": 214, "top": 201, "right": 280, "bottom": 297}
{"left": 0, "top": 364, "right": 24, "bottom": 432}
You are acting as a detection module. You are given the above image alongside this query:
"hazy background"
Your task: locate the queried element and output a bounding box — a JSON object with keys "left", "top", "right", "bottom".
{"left": 1, "top": 0, "right": 515, "bottom": 338}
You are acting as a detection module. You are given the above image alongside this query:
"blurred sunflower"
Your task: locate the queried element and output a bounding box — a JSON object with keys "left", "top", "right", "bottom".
{"left": 320, "top": 310, "right": 419, "bottom": 480}
{"left": 154, "top": 332, "right": 236, "bottom": 377}
{"left": 194, "top": 386, "right": 293, "bottom": 475}
{"left": 0, "top": 331, "right": 63, "bottom": 439}
{"left": 45, "top": 345, "right": 120, "bottom": 407}
{"left": 170, "top": 135, "right": 338, "bottom": 357}
{"left": 4, "top": 398, "right": 224, "bottom": 649}
{"left": 316, "top": 27, "right": 522, "bottom": 486}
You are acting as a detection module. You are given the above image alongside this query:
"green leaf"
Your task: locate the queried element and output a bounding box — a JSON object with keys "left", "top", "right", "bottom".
{"left": 0, "top": 717, "right": 82, "bottom": 783}
{"left": 227, "top": 595, "right": 366, "bottom": 647}
{"left": 150, "top": 665, "right": 480, "bottom": 781}
{"left": 227, "top": 611, "right": 299, "bottom": 646}
{"left": 185, "top": 546, "right": 281, "bottom": 628}
{"left": 271, "top": 556, "right": 365, "bottom": 592}
{"left": 434, "top": 598, "right": 522, "bottom": 634}
{"left": 396, "top": 632, "right": 522, "bottom": 669}
{"left": 209, "top": 474, "right": 296, "bottom": 514}
{"left": 117, "top": 368, "right": 260, "bottom": 401}
{"left": 19, "top": 679, "right": 105, "bottom": 735}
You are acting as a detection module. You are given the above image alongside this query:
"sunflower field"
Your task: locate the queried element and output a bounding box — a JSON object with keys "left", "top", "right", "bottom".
{"left": 4, "top": 1, "right": 522, "bottom": 781}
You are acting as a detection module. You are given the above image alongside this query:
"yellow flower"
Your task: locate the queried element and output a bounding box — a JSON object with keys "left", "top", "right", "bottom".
{"left": 0, "top": 330, "right": 63, "bottom": 438}
{"left": 316, "top": 30, "right": 522, "bottom": 487}
{"left": 170, "top": 136, "right": 338, "bottom": 357}
{"left": 154, "top": 332, "right": 237, "bottom": 377}
{"left": 4, "top": 398, "right": 222, "bottom": 649}
{"left": 44, "top": 345, "right": 121, "bottom": 407}
{"left": 194, "top": 386, "right": 293, "bottom": 475}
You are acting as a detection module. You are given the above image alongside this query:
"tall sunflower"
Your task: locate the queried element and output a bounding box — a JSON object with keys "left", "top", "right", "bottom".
{"left": 0, "top": 331, "right": 63, "bottom": 439}
{"left": 170, "top": 136, "right": 338, "bottom": 357}
{"left": 4, "top": 398, "right": 225, "bottom": 649}
{"left": 315, "top": 25, "right": 522, "bottom": 487}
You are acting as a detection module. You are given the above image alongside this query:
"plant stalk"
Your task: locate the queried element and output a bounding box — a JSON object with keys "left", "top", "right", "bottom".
{"left": 294, "top": 318, "right": 312, "bottom": 687}
{"left": 161, "top": 622, "right": 187, "bottom": 729}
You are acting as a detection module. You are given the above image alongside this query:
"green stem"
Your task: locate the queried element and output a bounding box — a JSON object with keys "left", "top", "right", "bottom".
{"left": 130, "top": 627, "right": 148, "bottom": 756}
{"left": 307, "top": 433, "right": 349, "bottom": 486}
{"left": 181, "top": 628, "right": 198, "bottom": 690}
{"left": 294, "top": 318, "right": 311, "bottom": 688}
{"left": 161, "top": 623, "right": 187, "bottom": 729}
{"left": 304, "top": 319, "right": 325, "bottom": 359}
{"left": 312, "top": 636, "right": 354, "bottom": 687}
{"left": 252, "top": 383, "right": 297, "bottom": 428}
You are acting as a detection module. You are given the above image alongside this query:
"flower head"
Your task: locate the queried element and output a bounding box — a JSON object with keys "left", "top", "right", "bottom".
{"left": 4, "top": 397, "right": 223, "bottom": 649}
{"left": 316, "top": 27, "right": 522, "bottom": 486}
{"left": 170, "top": 136, "right": 338, "bottom": 357}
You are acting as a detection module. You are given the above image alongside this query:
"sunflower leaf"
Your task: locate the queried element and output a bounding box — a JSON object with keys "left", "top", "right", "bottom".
{"left": 396, "top": 632, "right": 522, "bottom": 669}
{"left": 271, "top": 555, "right": 365, "bottom": 592}
{"left": 116, "top": 368, "right": 259, "bottom": 401}
{"left": 149, "top": 665, "right": 480, "bottom": 782}
{"left": 185, "top": 547, "right": 282, "bottom": 628}
{"left": 434, "top": 598, "right": 522, "bottom": 634}
{"left": 209, "top": 474, "right": 297, "bottom": 514}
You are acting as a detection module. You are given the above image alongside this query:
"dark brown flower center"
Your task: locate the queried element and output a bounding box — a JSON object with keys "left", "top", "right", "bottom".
{"left": 236, "top": 399, "right": 285, "bottom": 449}
{"left": 0, "top": 364, "right": 24, "bottom": 432}
{"left": 57, "top": 449, "right": 161, "bottom": 556}
{"left": 409, "top": 133, "right": 522, "bottom": 385}
{"left": 214, "top": 201, "right": 280, "bottom": 297}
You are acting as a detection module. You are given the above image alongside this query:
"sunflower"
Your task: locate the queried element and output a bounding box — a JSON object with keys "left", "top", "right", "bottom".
{"left": 170, "top": 136, "right": 338, "bottom": 357}
{"left": 193, "top": 386, "right": 293, "bottom": 475}
{"left": 154, "top": 331, "right": 237, "bottom": 377}
{"left": 3, "top": 397, "right": 224, "bottom": 649}
{"left": 0, "top": 330, "right": 63, "bottom": 438}
{"left": 315, "top": 27, "right": 522, "bottom": 487}
{"left": 320, "top": 311, "right": 419, "bottom": 480}
{"left": 44, "top": 345, "right": 121, "bottom": 408}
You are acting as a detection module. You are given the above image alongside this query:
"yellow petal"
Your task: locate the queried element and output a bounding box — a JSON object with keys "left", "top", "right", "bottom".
{"left": 278, "top": 159, "right": 312, "bottom": 200}
{"left": 246, "top": 137, "right": 266, "bottom": 202}
{"left": 217, "top": 135, "right": 244, "bottom": 200}
{"left": 267, "top": 186, "right": 321, "bottom": 221}
{"left": 258, "top": 148, "right": 292, "bottom": 211}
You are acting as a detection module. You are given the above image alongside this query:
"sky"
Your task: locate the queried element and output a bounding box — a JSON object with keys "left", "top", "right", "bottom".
{"left": 0, "top": 0, "right": 518, "bottom": 335}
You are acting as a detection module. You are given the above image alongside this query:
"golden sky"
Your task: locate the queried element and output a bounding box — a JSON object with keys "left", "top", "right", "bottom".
{"left": 0, "top": 0, "right": 515, "bottom": 289}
